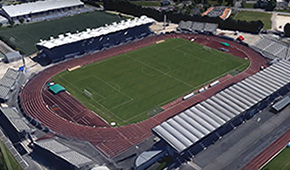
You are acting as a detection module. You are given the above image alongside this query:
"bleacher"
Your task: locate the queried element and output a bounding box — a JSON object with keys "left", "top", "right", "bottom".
{"left": 35, "top": 139, "right": 93, "bottom": 169}
{"left": 178, "top": 21, "right": 218, "bottom": 35}
{"left": 252, "top": 37, "right": 290, "bottom": 60}
{"left": 36, "top": 16, "right": 154, "bottom": 64}
{"left": 0, "top": 107, "right": 30, "bottom": 134}
{"left": 0, "top": 68, "right": 20, "bottom": 102}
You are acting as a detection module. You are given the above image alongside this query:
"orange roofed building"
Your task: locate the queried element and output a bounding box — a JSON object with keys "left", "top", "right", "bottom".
{"left": 202, "top": 6, "right": 231, "bottom": 20}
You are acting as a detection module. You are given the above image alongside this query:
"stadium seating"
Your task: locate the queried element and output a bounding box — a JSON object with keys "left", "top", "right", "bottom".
{"left": 178, "top": 21, "right": 218, "bottom": 35}
{"left": 253, "top": 37, "right": 290, "bottom": 59}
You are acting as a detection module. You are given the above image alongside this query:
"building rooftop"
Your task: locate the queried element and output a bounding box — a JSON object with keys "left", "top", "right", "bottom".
{"left": 37, "top": 16, "right": 155, "bottom": 49}
{"left": 2, "top": 0, "right": 84, "bottom": 18}
{"left": 272, "top": 96, "right": 290, "bottom": 112}
{"left": 36, "top": 139, "right": 93, "bottom": 168}
{"left": 0, "top": 107, "right": 30, "bottom": 132}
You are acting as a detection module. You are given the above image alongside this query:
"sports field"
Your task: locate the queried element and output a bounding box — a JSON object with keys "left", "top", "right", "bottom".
{"left": 233, "top": 11, "right": 272, "bottom": 29}
{"left": 51, "top": 38, "right": 249, "bottom": 125}
{"left": 262, "top": 147, "right": 290, "bottom": 170}
{"left": 0, "top": 11, "right": 122, "bottom": 55}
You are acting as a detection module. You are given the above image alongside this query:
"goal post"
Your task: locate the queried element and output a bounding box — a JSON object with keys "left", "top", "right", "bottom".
{"left": 203, "top": 46, "right": 211, "bottom": 52}
{"left": 83, "top": 89, "right": 92, "bottom": 99}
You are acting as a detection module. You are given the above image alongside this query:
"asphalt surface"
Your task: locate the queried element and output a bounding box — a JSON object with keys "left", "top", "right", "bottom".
{"left": 180, "top": 93, "right": 290, "bottom": 170}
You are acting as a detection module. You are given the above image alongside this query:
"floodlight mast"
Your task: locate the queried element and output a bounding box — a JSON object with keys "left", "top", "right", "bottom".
{"left": 21, "top": 55, "right": 26, "bottom": 73}
{"left": 163, "top": 15, "right": 166, "bottom": 30}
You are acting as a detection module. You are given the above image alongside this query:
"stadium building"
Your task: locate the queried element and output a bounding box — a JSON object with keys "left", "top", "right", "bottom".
{"left": 34, "top": 139, "right": 93, "bottom": 170}
{"left": 36, "top": 16, "right": 154, "bottom": 65}
{"left": 134, "top": 60, "right": 290, "bottom": 169}
{"left": 1, "top": 0, "right": 84, "bottom": 21}
{"left": 0, "top": 68, "right": 21, "bottom": 102}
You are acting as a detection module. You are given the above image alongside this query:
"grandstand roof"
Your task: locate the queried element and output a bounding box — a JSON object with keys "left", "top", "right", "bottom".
{"left": 0, "top": 107, "right": 30, "bottom": 132}
{"left": 2, "top": 0, "right": 84, "bottom": 18}
{"left": 37, "top": 16, "right": 155, "bottom": 49}
{"left": 35, "top": 139, "right": 92, "bottom": 168}
{"left": 152, "top": 60, "right": 290, "bottom": 153}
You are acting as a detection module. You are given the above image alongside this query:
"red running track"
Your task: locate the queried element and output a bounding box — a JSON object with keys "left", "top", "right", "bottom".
{"left": 242, "top": 129, "right": 290, "bottom": 170}
{"left": 20, "top": 33, "right": 267, "bottom": 158}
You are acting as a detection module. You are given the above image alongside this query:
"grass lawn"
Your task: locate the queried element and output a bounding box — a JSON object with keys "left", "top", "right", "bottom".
{"left": 0, "top": 11, "right": 122, "bottom": 55}
{"left": 244, "top": 3, "right": 255, "bottom": 8}
{"left": 51, "top": 38, "right": 249, "bottom": 126}
{"left": 0, "top": 140, "right": 22, "bottom": 170}
{"left": 207, "top": 0, "right": 228, "bottom": 6}
{"left": 130, "top": 1, "right": 161, "bottom": 6}
{"left": 262, "top": 147, "right": 290, "bottom": 170}
{"left": 233, "top": 11, "right": 272, "bottom": 30}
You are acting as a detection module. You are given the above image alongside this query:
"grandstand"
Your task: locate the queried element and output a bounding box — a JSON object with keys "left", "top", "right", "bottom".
{"left": 178, "top": 21, "right": 218, "bottom": 35}
{"left": 151, "top": 60, "right": 290, "bottom": 162}
{"left": 0, "top": 68, "right": 20, "bottom": 102}
{"left": 34, "top": 139, "right": 93, "bottom": 169}
{"left": 36, "top": 16, "right": 154, "bottom": 65}
{"left": 0, "top": 107, "right": 30, "bottom": 141}
{"left": 1, "top": 0, "right": 84, "bottom": 21}
{"left": 252, "top": 37, "right": 290, "bottom": 60}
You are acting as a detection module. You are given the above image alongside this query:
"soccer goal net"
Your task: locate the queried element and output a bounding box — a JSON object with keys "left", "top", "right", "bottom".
{"left": 83, "top": 89, "right": 92, "bottom": 99}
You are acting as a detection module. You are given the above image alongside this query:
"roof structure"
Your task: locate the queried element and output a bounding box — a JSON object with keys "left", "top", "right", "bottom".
{"left": 2, "top": 0, "right": 84, "bottom": 18}
{"left": 49, "top": 84, "right": 66, "bottom": 94}
{"left": 35, "top": 139, "right": 92, "bottom": 168}
{"left": 0, "top": 107, "right": 30, "bottom": 132}
{"left": 37, "top": 16, "right": 155, "bottom": 49}
{"left": 135, "top": 150, "right": 164, "bottom": 168}
{"left": 152, "top": 60, "right": 290, "bottom": 153}
{"left": 272, "top": 96, "right": 290, "bottom": 112}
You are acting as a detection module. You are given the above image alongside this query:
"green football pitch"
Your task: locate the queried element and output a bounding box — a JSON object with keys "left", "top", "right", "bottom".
{"left": 51, "top": 38, "right": 249, "bottom": 126}
{"left": 0, "top": 11, "right": 122, "bottom": 55}
{"left": 262, "top": 147, "right": 290, "bottom": 170}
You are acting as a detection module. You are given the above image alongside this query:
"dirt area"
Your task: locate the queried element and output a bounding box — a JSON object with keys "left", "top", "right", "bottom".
{"left": 150, "top": 22, "right": 178, "bottom": 34}
{"left": 275, "top": 14, "right": 290, "bottom": 32}
{"left": 216, "top": 29, "right": 261, "bottom": 46}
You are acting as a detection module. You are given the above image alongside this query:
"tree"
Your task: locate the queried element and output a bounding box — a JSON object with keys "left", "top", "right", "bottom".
{"left": 241, "top": 0, "right": 246, "bottom": 8}
{"left": 8, "top": 20, "right": 14, "bottom": 27}
{"left": 266, "top": 0, "right": 277, "bottom": 11}
{"left": 227, "top": 0, "right": 234, "bottom": 6}
{"left": 284, "top": 23, "right": 290, "bottom": 37}
{"left": 218, "top": 0, "right": 224, "bottom": 5}
{"left": 19, "top": 18, "right": 25, "bottom": 24}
